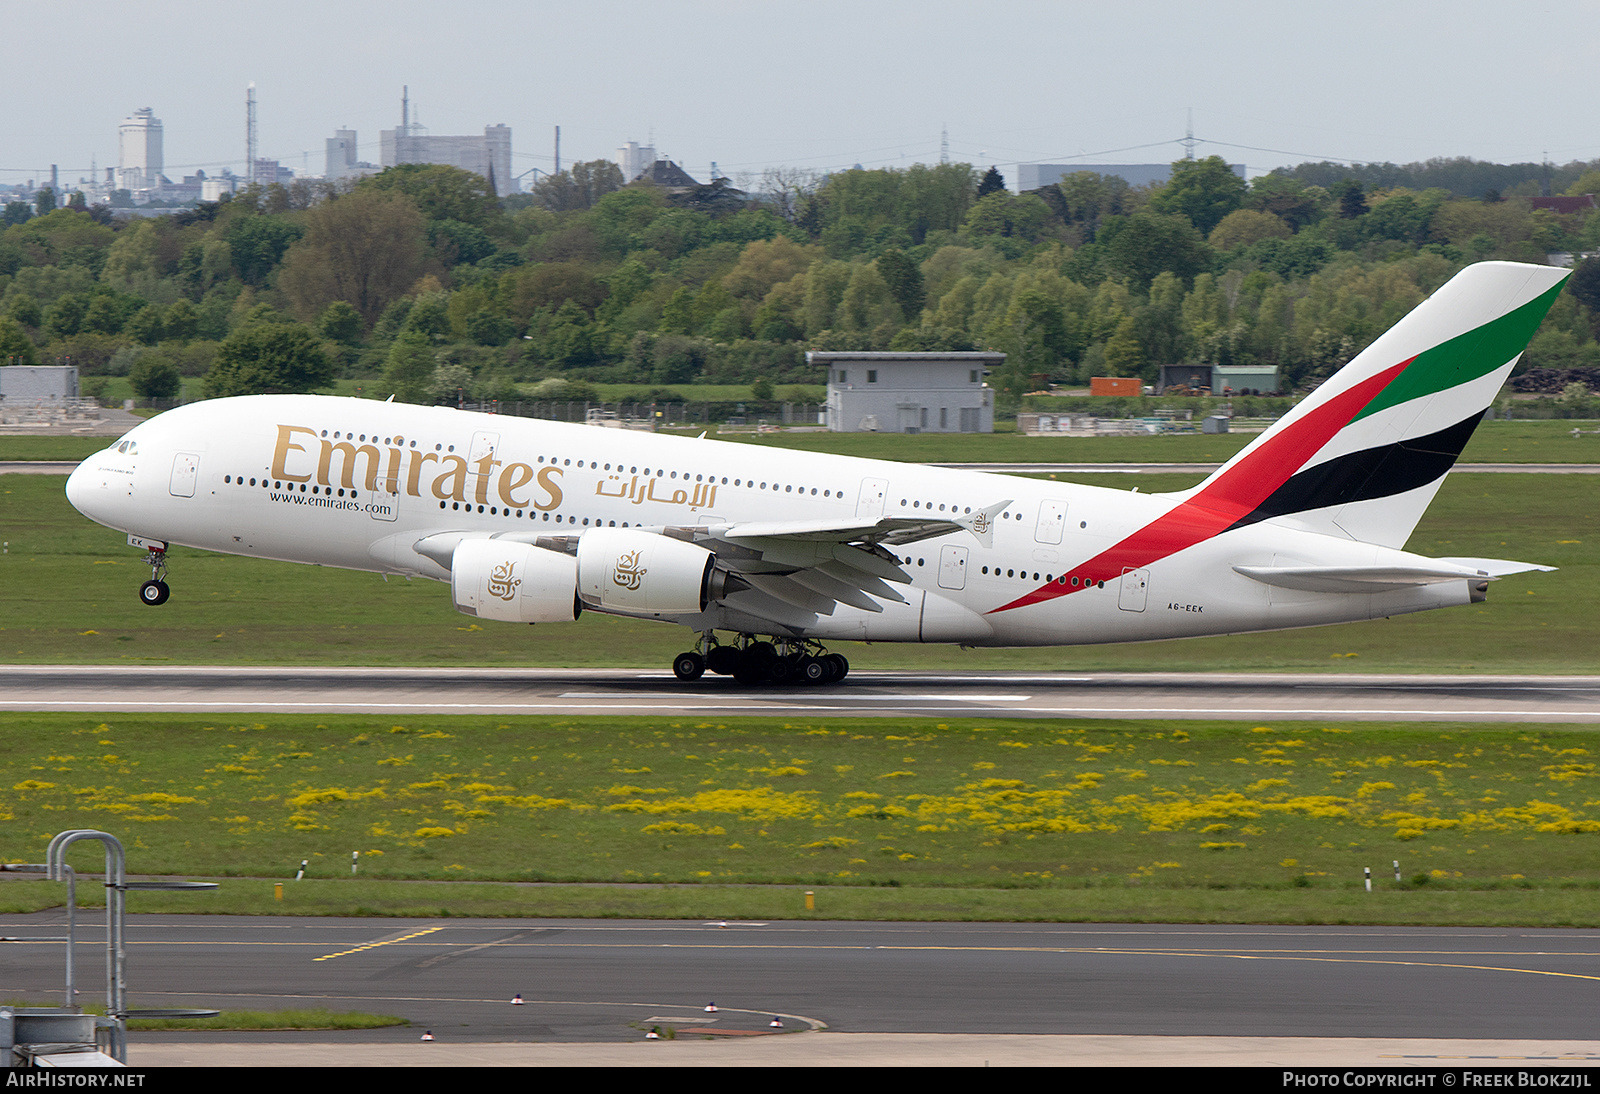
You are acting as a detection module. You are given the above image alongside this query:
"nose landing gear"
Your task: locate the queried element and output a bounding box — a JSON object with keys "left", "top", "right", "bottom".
{"left": 138, "top": 545, "right": 170, "bottom": 606}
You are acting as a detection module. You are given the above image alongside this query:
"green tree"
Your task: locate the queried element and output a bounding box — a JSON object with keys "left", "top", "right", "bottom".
{"left": 35, "top": 189, "right": 56, "bottom": 216}
{"left": 225, "top": 215, "right": 304, "bottom": 286}
{"left": 42, "top": 293, "right": 89, "bottom": 340}
{"left": 205, "top": 323, "right": 333, "bottom": 397}
{"left": 465, "top": 308, "right": 514, "bottom": 346}
{"left": 3, "top": 201, "right": 31, "bottom": 226}
{"left": 1333, "top": 179, "right": 1368, "bottom": 219}
{"left": 1208, "top": 209, "right": 1291, "bottom": 250}
{"left": 659, "top": 287, "right": 695, "bottom": 335}
{"left": 363, "top": 163, "right": 499, "bottom": 227}
{"left": 129, "top": 353, "right": 182, "bottom": 399}
{"left": 81, "top": 295, "right": 130, "bottom": 336}
{"left": 1102, "top": 316, "right": 1145, "bottom": 377}
{"left": 875, "top": 248, "right": 926, "bottom": 322}
{"left": 1568, "top": 256, "right": 1600, "bottom": 322}
{"left": 963, "top": 192, "right": 1051, "bottom": 243}
{"left": 276, "top": 189, "right": 427, "bottom": 326}
{"left": 382, "top": 331, "right": 436, "bottom": 404}
{"left": 0, "top": 318, "right": 36, "bottom": 363}
{"left": 1099, "top": 212, "right": 1212, "bottom": 289}
{"left": 429, "top": 219, "right": 496, "bottom": 266}
{"left": 976, "top": 167, "right": 1006, "bottom": 199}
{"left": 316, "top": 300, "right": 363, "bottom": 345}
{"left": 401, "top": 293, "right": 452, "bottom": 342}
{"left": 533, "top": 160, "right": 625, "bottom": 212}
{"left": 1148, "top": 156, "right": 1247, "bottom": 235}
{"left": 163, "top": 299, "right": 199, "bottom": 344}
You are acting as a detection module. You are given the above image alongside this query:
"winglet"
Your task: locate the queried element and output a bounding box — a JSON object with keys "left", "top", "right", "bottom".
{"left": 957, "top": 499, "right": 1012, "bottom": 550}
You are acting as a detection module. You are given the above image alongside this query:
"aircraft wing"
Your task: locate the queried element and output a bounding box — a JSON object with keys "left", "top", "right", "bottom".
{"left": 678, "top": 498, "right": 1013, "bottom": 629}
{"left": 397, "top": 500, "right": 1013, "bottom": 634}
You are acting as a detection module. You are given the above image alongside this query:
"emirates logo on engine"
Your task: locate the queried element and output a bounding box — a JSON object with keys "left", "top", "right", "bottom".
{"left": 611, "top": 549, "right": 647, "bottom": 591}
{"left": 487, "top": 560, "right": 521, "bottom": 601}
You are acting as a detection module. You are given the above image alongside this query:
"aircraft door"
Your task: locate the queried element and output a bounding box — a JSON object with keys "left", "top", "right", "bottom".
{"left": 369, "top": 478, "right": 399, "bottom": 522}
{"left": 168, "top": 452, "right": 200, "bottom": 498}
{"left": 855, "top": 477, "right": 888, "bottom": 519}
{"left": 1117, "top": 567, "right": 1149, "bottom": 612}
{"left": 938, "top": 545, "right": 969, "bottom": 591}
{"left": 1035, "top": 500, "right": 1068, "bottom": 544}
{"left": 468, "top": 431, "right": 501, "bottom": 467}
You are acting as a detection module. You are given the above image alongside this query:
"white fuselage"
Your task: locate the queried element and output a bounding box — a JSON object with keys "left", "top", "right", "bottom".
{"left": 65, "top": 395, "right": 1475, "bottom": 647}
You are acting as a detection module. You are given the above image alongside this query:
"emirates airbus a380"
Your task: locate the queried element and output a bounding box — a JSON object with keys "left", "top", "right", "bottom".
{"left": 66, "top": 261, "right": 1565, "bottom": 685}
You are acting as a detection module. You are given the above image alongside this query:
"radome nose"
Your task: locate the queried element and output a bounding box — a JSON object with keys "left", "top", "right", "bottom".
{"left": 65, "top": 459, "right": 94, "bottom": 516}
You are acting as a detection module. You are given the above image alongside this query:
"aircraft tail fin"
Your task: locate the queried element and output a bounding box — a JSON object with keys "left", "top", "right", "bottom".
{"left": 1183, "top": 261, "right": 1568, "bottom": 548}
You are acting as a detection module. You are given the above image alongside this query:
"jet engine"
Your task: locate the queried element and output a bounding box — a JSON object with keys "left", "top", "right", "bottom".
{"left": 576, "top": 528, "right": 736, "bottom": 615}
{"left": 451, "top": 539, "right": 581, "bottom": 623}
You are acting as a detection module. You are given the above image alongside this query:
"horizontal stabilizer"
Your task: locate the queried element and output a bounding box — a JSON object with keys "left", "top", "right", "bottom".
{"left": 1233, "top": 561, "right": 1491, "bottom": 593}
{"left": 1436, "top": 556, "right": 1556, "bottom": 577}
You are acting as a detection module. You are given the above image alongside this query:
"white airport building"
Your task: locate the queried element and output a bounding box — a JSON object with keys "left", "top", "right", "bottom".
{"left": 813, "top": 351, "right": 1001, "bottom": 433}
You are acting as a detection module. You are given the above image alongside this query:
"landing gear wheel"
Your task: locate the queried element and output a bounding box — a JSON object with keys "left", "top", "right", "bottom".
{"left": 733, "top": 649, "right": 769, "bottom": 686}
{"left": 797, "top": 656, "right": 828, "bottom": 685}
{"left": 706, "top": 646, "right": 739, "bottom": 676}
{"left": 825, "top": 654, "right": 849, "bottom": 682}
{"left": 672, "top": 651, "right": 705, "bottom": 681}
{"left": 139, "top": 579, "right": 170, "bottom": 606}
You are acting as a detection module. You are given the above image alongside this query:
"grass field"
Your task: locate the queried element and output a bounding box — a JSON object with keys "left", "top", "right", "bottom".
{"left": 9, "top": 714, "right": 1600, "bottom": 925}
{"left": 2, "top": 466, "right": 1594, "bottom": 672}
{"left": 5, "top": 419, "right": 1600, "bottom": 465}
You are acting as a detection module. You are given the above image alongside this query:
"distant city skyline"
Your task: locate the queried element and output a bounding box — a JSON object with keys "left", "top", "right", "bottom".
{"left": 4, "top": 1, "right": 1597, "bottom": 193}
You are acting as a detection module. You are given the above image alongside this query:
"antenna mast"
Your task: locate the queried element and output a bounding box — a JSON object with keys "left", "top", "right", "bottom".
{"left": 246, "top": 83, "right": 258, "bottom": 185}
{"left": 1181, "top": 108, "right": 1197, "bottom": 161}
{"left": 941, "top": 124, "right": 949, "bottom": 165}
{"left": 554, "top": 125, "right": 561, "bottom": 175}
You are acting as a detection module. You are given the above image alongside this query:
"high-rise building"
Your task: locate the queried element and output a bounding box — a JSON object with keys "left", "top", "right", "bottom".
{"left": 326, "top": 129, "right": 357, "bottom": 177}
{"left": 616, "top": 141, "right": 656, "bottom": 183}
{"left": 377, "top": 92, "right": 513, "bottom": 195}
{"left": 324, "top": 129, "right": 377, "bottom": 182}
{"left": 116, "top": 107, "right": 163, "bottom": 194}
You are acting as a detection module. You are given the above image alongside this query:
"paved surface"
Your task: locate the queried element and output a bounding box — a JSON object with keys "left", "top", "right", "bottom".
{"left": 5, "top": 665, "right": 1600, "bottom": 722}
{"left": 121, "top": 1035, "right": 1600, "bottom": 1067}
{"left": 11, "top": 915, "right": 1600, "bottom": 1065}
{"left": 9, "top": 915, "right": 1600, "bottom": 1051}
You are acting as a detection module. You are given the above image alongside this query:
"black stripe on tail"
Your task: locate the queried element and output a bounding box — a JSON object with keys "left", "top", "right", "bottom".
{"left": 1224, "top": 412, "right": 1484, "bottom": 532}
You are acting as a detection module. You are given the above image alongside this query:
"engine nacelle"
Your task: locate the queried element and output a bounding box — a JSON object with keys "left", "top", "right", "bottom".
{"left": 576, "top": 528, "right": 716, "bottom": 615}
{"left": 451, "top": 539, "right": 580, "bottom": 623}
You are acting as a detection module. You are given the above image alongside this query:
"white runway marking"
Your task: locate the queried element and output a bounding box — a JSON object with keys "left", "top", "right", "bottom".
{"left": 557, "top": 692, "right": 1032, "bottom": 702}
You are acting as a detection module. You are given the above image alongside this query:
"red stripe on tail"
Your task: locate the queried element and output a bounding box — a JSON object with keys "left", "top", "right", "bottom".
{"left": 989, "top": 359, "right": 1409, "bottom": 614}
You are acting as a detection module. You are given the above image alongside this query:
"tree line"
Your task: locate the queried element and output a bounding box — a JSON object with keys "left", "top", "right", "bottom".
{"left": 3, "top": 152, "right": 1600, "bottom": 407}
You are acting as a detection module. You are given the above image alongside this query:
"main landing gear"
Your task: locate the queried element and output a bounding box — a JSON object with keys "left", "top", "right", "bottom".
{"left": 138, "top": 546, "right": 170, "bottom": 606}
{"left": 671, "top": 633, "right": 849, "bottom": 686}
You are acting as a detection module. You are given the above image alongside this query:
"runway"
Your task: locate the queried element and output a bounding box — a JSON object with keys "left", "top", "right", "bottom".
{"left": 7, "top": 914, "right": 1600, "bottom": 1046}
{"left": 4, "top": 665, "right": 1600, "bottom": 721}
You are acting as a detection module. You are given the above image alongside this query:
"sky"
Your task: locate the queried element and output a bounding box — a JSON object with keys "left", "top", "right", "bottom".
{"left": 4, "top": 0, "right": 1599, "bottom": 192}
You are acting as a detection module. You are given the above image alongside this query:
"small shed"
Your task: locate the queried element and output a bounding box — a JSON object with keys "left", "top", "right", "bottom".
{"left": 1212, "top": 364, "right": 1279, "bottom": 395}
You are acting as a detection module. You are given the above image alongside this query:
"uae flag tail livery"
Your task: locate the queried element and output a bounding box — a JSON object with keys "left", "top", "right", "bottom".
{"left": 1188, "top": 260, "right": 1570, "bottom": 549}
{"left": 994, "top": 261, "right": 1567, "bottom": 618}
